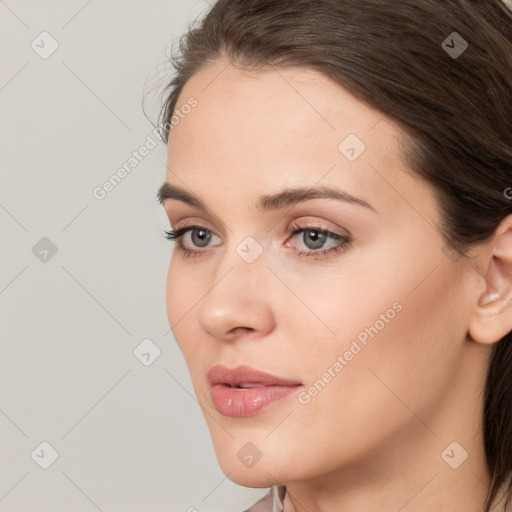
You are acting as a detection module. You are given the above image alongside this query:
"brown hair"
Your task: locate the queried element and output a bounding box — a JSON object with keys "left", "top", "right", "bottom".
{"left": 154, "top": 1, "right": 512, "bottom": 509}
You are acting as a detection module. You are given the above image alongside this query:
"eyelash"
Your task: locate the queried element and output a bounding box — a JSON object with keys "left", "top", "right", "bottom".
{"left": 163, "top": 222, "right": 351, "bottom": 259}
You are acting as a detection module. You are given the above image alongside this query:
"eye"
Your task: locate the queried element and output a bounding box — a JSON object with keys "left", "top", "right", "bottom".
{"left": 163, "top": 221, "right": 351, "bottom": 260}
{"left": 285, "top": 222, "right": 351, "bottom": 259}
{"left": 163, "top": 225, "right": 221, "bottom": 256}
{"left": 300, "top": 229, "right": 330, "bottom": 249}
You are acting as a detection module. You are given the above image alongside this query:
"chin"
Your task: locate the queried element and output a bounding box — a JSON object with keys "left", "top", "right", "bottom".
{"left": 212, "top": 443, "right": 290, "bottom": 487}
{"left": 222, "top": 465, "right": 282, "bottom": 488}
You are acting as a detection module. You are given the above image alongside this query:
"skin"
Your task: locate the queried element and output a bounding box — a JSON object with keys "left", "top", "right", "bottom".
{"left": 160, "top": 58, "right": 512, "bottom": 512}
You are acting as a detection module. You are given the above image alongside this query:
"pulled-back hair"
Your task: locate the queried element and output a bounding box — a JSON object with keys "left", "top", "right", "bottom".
{"left": 155, "top": 1, "right": 512, "bottom": 509}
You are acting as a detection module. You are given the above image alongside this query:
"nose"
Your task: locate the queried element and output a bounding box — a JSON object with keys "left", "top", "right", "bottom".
{"left": 197, "top": 253, "right": 277, "bottom": 343}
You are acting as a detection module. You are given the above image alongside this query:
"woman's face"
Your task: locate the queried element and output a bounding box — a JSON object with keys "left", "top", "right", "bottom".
{"left": 161, "top": 59, "right": 482, "bottom": 487}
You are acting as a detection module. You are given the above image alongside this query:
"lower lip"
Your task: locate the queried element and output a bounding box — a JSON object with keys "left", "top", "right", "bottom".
{"left": 211, "top": 384, "right": 302, "bottom": 417}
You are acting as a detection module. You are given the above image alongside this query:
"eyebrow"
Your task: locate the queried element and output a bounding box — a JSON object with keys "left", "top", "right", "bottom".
{"left": 157, "top": 182, "right": 376, "bottom": 213}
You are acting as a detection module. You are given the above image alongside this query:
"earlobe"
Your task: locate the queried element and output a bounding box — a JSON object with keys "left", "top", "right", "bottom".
{"left": 468, "top": 215, "right": 512, "bottom": 345}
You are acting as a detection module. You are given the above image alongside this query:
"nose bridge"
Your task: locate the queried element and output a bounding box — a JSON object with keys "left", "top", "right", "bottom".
{"left": 197, "top": 235, "right": 274, "bottom": 339}
{"left": 216, "top": 235, "right": 270, "bottom": 305}
{"left": 216, "top": 230, "right": 269, "bottom": 289}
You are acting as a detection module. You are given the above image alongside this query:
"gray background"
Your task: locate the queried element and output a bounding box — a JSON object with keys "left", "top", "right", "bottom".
{"left": 0, "top": 1, "right": 268, "bottom": 510}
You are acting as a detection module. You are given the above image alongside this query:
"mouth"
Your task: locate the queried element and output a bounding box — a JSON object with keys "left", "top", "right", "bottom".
{"left": 207, "top": 364, "right": 303, "bottom": 417}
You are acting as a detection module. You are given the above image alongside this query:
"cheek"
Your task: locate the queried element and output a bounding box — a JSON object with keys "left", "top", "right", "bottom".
{"left": 165, "top": 259, "right": 202, "bottom": 352}
{"left": 293, "top": 258, "right": 460, "bottom": 442}
{"left": 165, "top": 260, "right": 181, "bottom": 332}
{"left": 287, "top": 251, "right": 453, "bottom": 393}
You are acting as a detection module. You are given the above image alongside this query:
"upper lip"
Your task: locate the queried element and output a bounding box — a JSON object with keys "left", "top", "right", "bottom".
{"left": 207, "top": 364, "right": 302, "bottom": 387}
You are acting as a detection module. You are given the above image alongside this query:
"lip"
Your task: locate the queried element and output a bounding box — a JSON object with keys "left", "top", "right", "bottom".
{"left": 207, "top": 364, "right": 302, "bottom": 387}
{"left": 207, "top": 365, "right": 303, "bottom": 417}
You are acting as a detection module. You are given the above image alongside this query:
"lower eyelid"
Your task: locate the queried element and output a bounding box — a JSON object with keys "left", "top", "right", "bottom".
{"left": 296, "top": 243, "right": 348, "bottom": 258}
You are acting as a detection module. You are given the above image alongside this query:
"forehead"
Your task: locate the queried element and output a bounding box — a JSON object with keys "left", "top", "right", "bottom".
{"left": 165, "top": 59, "right": 435, "bottom": 222}
{"left": 168, "top": 60, "right": 384, "bottom": 153}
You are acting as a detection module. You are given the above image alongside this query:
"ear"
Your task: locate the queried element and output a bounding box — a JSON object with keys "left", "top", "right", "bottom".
{"left": 468, "top": 214, "right": 512, "bottom": 345}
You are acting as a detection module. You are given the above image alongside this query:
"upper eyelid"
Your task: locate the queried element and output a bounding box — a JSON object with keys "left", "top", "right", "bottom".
{"left": 287, "top": 220, "right": 352, "bottom": 242}
{"left": 171, "top": 215, "right": 348, "bottom": 232}
{"left": 173, "top": 222, "right": 343, "bottom": 236}
{"left": 174, "top": 224, "right": 222, "bottom": 239}
{"left": 172, "top": 218, "right": 218, "bottom": 233}
{"left": 166, "top": 207, "right": 232, "bottom": 236}
{"left": 165, "top": 201, "right": 358, "bottom": 236}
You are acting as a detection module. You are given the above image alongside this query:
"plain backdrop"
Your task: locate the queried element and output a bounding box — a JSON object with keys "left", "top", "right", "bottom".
{"left": 0, "top": 1, "right": 268, "bottom": 510}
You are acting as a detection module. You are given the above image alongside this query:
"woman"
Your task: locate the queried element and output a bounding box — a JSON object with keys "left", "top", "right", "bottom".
{"left": 155, "top": 0, "right": 512, "bottom": 510}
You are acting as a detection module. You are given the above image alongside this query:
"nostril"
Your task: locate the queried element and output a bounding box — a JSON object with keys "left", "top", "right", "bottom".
{"left": 225, "top": 326, "right": 255, "bottom": 339}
